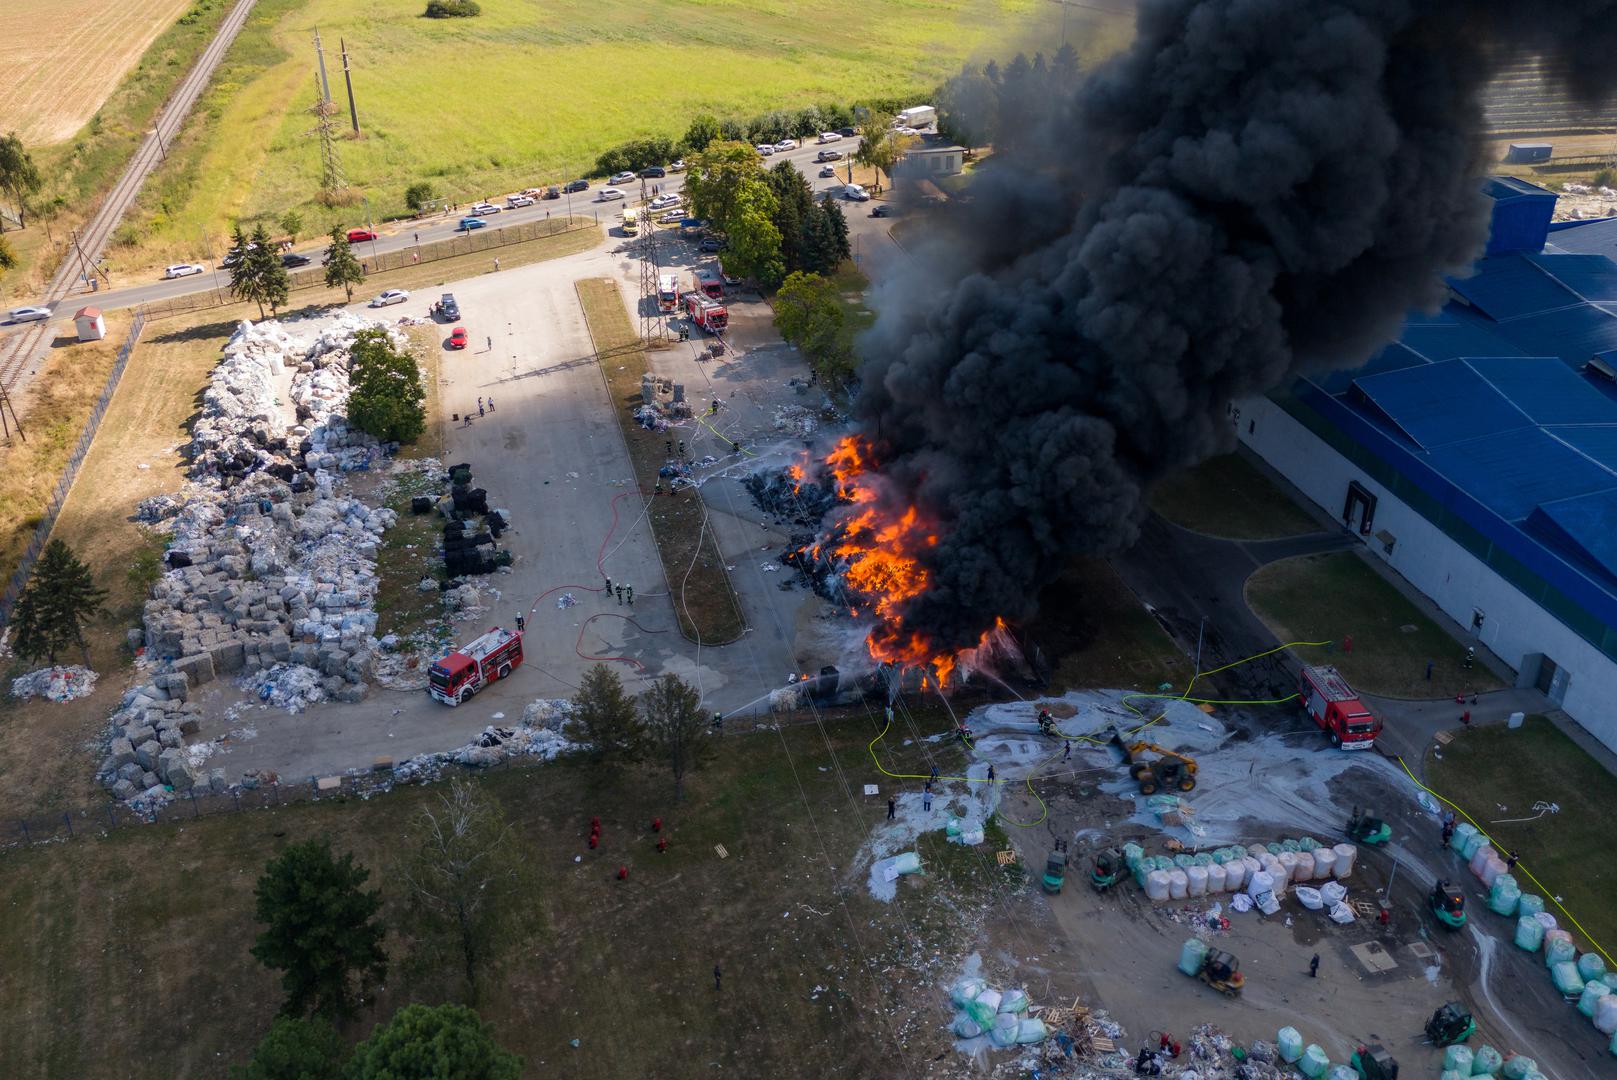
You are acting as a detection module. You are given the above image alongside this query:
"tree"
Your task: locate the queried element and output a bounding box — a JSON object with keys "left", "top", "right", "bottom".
{"left": 250, "top": 837, "right": 388, "bottom": 1020}
{"left": 0, "top": 234, "right": 16, "bottom": 276}
{"left": 774, "top": 271, "right": 853, "bottom": 385}
{"left": 226, "top": 225, "right": 258, "bottom": 309}
{"left": 346, "top": 327, "right": 427, "bottom": 443}
{"left": 323, "top": 227, "right": 365, "bottom": 302}
{"left": 765, "top": 160, "right": 815, "bottom": 274}
{"left": 852, "top": 111, "right": 908, "bottom": 192}
{"left": 682, "top": 141, "right": 767, "bottom": 230}
{"left": 819, "top": 101, "right": 854, "bottom": 131}
{"left": 723, "top": 185, "right": 785, "bottom": 289}
{"left": 800, "top": 196, "right": 850, "bottom": 276}
{"left": 280, "top": 210, "right": 304, "bottom": 242}
{"left": 1051, "top": 42, "right": 1080, "bottom": 91}
{"left": 424, "top": 0, "right": 482, "bottom": 16}
{"left": 683, "top": 114, "right": 721, "bottom": 154}
{"left": 717, "top": 117, "right": 745, "bottom": 143}
{"left": 938, "top": 64, "right": 1000, "bottom": 151}
{"left": 564, "top": 663, "right": 643, "bottom": 768}
{"left": 401, "top": 779, "right": 541, "bottom": 1002}
{"left": 640, "top": 673, "right": 711, "bottom": 800}
{"left": 10, "top": 539, "right": 107, "bottom": 665}
{"left": 346, "top": 1004, "right": 520, "bottom": 1080}
{"left": 230, "top": 1017, "right": 346, "bottom": 1080}
{"left": 0, "top": 132, "right": 43, "bottom": 229}
{"left": 791, "top": 105, "right": 824, "bottom": 139}
{"left": 250, "top": 223, "right": 290, "bottom": 315}
{"left": 404, "top": 181, "right": 437, "bottom": 215}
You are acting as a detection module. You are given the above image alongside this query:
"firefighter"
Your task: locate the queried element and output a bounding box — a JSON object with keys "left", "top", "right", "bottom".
{"left": 515, "top": 613, "right": 526, "bottom": 633}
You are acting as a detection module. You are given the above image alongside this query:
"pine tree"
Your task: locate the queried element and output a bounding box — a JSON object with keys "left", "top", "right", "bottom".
{"left": 225, "top": 225, "right": 260, "bottom": 314}
{"left": 323, "top": 227, "right": 365, "bottom": 302}
{"left": 230, "top": 1017, "right": 346, "bottom": 1080}
{"left": 563, "top": 663, "right": 644, "bottom": 768}
{"left": 250, "top": 838, "right": 388, "bottom": 1020}
{"left": 640, "top": 673, "right": 711, "bottom": 800}
{"left": 346, "top": 1004, "right": 520, "bottom": 1080}
{"left": 250, "top": 223, "right": 290, "bottom": 315}
{"left": 11, "top": 539, "right": 106, "bottom": 665}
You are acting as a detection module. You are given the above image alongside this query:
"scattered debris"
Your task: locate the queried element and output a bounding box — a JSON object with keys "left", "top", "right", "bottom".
{"left": 10, "top": 665, "right": 98, "bottom": 703}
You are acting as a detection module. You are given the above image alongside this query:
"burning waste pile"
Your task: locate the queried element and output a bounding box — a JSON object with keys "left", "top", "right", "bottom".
{"left": 104, "top": 314, "right": 402, "bottom": 800}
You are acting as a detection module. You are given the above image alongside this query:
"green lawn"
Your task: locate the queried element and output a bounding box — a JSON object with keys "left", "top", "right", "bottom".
{"left": 1150, "top": 452, "right": 1320, "bottom": 540}
{"left": 1245, "top": 551, "right": 1503, "bottom": 699}
{"left": 1025, "top": 556, "right": 1193, "bottom": 692}
{"left": 1425, "top": 716, "right": 1617, "bottom": 963}
{"left": 113, "top": 0, "right": 1133, "bottom": 269}
{"left": 0, "top": 716, "right": 982, "bottom": 1078}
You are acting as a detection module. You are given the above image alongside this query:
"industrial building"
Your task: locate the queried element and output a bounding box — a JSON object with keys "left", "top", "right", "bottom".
{"left": 1237, "top": 177, "right": 1617, "bottom": 754}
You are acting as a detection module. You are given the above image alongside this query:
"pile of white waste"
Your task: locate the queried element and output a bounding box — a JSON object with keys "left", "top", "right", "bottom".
{"left": 393, "top": 698, "right": 578, "bottom": 783}
{"left": 1129, "top": 837, "right": 1357, "bottom": 920}
{"left": 11, "top": 665, "right": 97, "bottom": 702}
{"left": 949, "top": 976, "right": 1048, "bottom": 1048}
{"left": 104, "top": 314, "right": 404, "bottom": 801}
{"left": 1449, "top": 822, "right": 1617, "bottom": 1059}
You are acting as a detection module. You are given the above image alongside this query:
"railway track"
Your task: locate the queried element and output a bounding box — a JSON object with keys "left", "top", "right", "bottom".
{"left": 0, "top": 0, "right": 259, "bottom": 396}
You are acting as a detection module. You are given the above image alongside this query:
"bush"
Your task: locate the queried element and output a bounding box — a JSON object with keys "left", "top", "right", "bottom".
{"left": 424, "top": 0, "right": 480, "bottom": 17}
{"left": 594, "top": 136, "right": 676, "bottom": 177}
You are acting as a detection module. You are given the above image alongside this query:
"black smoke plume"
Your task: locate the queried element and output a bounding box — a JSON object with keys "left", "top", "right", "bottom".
{"left": 848, "top": 0, "right": 1617, "bottom": 653}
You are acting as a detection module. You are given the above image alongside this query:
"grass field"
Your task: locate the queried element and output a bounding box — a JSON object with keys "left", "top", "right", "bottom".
{"left": 1150, "top": 452, "right": 1321, "bottom": 540}
{"left": 1425, "top": 716, "right": 1617, "bottom": 962}
{"left": 1026, "top": 555, "right": 1193, "bottom": 692}
{"left": 117, "top": 0, "right": 1132, "bottom": 269}
{"left": 0, "top": 716, "right": 984, "bottom": 1078}
{"left": 576, "top": 277, "right": 745, "bottom": 644}
{"left": 1245, "top": 550, "right": 1504, "bottom": 699}
{"left": 0, "top": 0, "right": 193, "bottom": 145}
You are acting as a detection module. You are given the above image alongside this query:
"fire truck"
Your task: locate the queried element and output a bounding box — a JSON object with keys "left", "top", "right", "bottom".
{"left": 657, "top": 273, "right": 679, "bottom": 312}
{"left": 684, "top": 292, "right": 728, "bottom": 333}
{"left": 1299, "top": 664, "right": 1381, "bottom": 749}
{"left": 693, "top": 267, "right": 723, "bottom": 299}
{"left": 428, "top": 626, "right": 524, "bottom": 705}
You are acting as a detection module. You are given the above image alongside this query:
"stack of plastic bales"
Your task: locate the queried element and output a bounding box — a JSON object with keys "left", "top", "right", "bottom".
{"left": 948, "top": 976, "right": 1047, "bottom": 1047}
{"left": 1125, "top": 837, "right": 1353, "bottom": 904}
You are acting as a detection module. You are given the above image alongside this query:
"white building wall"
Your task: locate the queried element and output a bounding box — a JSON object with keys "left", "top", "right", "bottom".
{"left": 1235, "top": 394, "right": 1617, "bottom": 754}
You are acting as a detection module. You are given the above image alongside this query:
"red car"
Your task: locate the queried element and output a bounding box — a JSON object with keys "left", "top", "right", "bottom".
{"left": 347, "top": 228, "right": 378, "bottom": 243}
{"left": 448, "top": 326, "right": 468, "bottom": 350}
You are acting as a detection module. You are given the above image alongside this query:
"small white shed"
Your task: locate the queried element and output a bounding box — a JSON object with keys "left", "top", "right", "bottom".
{"left": 74, "top": 306, "right": 106, "bottom": 342}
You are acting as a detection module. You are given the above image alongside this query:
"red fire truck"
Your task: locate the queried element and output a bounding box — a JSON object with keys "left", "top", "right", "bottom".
{"left": 693, "top": 267, "right": 723, "bottom": 299}
{"left": 684, "top": 292, "right": 728, "bottom": 334}
{"left": 429, "top": 626, "right": 524, "bottom": 705}
{"left": 1299, "top": 664, "right": 1381, "bottom": 749}
{"left": 657, "top": 273, "right": 679, "bottom": 312}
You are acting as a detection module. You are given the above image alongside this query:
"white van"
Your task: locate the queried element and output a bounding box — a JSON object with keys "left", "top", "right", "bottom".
{"left": 596, "top": 187, "right": 626, "bottom": 202}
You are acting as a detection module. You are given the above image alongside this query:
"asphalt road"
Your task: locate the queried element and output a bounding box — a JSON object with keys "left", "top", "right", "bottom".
{"left": 0, "top": 137, "right": 868, "bottom": 324}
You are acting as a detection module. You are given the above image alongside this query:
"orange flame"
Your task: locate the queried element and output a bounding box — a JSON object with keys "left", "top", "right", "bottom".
{"left": 820, "top": 435, "right": 1003, "bottom": 687}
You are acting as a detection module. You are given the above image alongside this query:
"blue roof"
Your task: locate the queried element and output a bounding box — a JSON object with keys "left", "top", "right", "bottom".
{"left": 1466, "top": 355, "right": 1616, "bottom": 424}
{"left": 1528, "top": 253, "right": 1617, "bottom": 301}
{"left": 1546, "top": 217, "right": 1617, "bottom": 259}
{"left": 1423, "top": 428, "right": 1617, "bottom": 521}
{"left": 1351, "top": 360, "right": 1530, "bottom": 449}
{"left": 1527, "top": 493, "right": 1617, "bottom": 587}
{"left": 1449, "top": 256, "right": 1580, "bottom": 320}
{"left": 1550, "top": 424, "right": 1617, "bottom": 470}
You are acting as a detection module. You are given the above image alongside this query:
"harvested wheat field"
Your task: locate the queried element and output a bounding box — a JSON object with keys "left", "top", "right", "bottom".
{"left": 0, "top": 0, "right": 192, "bottom": 144}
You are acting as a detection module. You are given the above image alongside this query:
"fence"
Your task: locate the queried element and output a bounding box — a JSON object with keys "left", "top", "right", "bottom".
{"left": 2, "top": 752, "right": 525, "bottom": 852}
{"left": 139, "top": 215, "right": 597, "bottom": 322}
{"left": 0, "top": 311, "right": 146, "bottom": 628}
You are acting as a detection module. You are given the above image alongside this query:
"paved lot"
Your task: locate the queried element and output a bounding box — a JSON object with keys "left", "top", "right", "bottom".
{"left": 194, "top": 225, "right": 850, "bottom": 779}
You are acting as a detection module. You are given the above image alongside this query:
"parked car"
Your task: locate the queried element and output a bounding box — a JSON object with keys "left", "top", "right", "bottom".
{"left": 347, "top": 228, "right": 378, "bottom": 243}
{"left": 700, "top": 237, "right": 725, "bottom": 252}
{"left": 843, "top": 183, "right": 870, "bottom": 201}
{"left": 668, "top": 159, "right": 686, "bottom": 172}
{"left": 438, "top": 293, "right": 461, "bottom": 320}
{"left": 819, "top": 164, "right": 837, "bottom": 178}
{"left": 609, "top": 171, "right": 637, "bottom": 185}
{"left": 596, "top": 187, "right": 625, "bottom": 202}
{"left": 871, "top": 204, "right": 896, "bottom": 217}
{"left": 659, "top": 210, "right": 684, "bottom": 224}
{"left": 281, "top": 253, "right": 311, "bottom": 268}
{"left": 545, "top": 186, "right": 561, "bottom": 199}
{"left": 837, "top": 126, "right": 857, "bottom": 137}
{"left": 470, "top": 202, "right": 501, "bottom": 215}
{"left": 521, "top": 188, "right": 545, "bottom": 199}
{"left": 448, "top": 326, "right": 468, "bottom": 350}
{"left": 774, "top": 138, "right": 799, "bottom": 151}
{"left": 755, "top": 144, "right": 775, "bottom": 156}
{"left": 163, "top": 263, "right": 205, "bottom": 279}
{"left": 719, "top": 266, "right": 741, "bottom": 287}
{"left": 640, "top": 165, "right": 666, "bottom": 178}
{"left": 506, "top": 194, "right": 534, "bottom": 208}
{"left": 816, "top": 149, "right": 842, "bottom": 162}
{"left": 369, "top": 289, "right": 410, "bottom": 307}
{"left": 7, "top": 306, "right": 50, "bottom": 323}
{"left": 649, "top": 193, "right": 681, "bottom": 210}
{"left": 565, "top": 179, "right": 589, "bottom": 193}
{"left": 458, "top": 216, "right": 487, "bottom": 231}
{"left": 221, "top": 243, "right": 258, "bottom": 268}
{"left": 817, "top": 132, "right": 843, "bottom": 144}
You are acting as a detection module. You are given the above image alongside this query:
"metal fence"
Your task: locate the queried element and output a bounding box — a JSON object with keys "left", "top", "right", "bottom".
{"left": 2, "top": 753, "right": 524, "bottom": 851}
{"left": 140, "top": 215, "right": 598, "bottom": 322}
{"left": 0, "top": 311, "right": 146, "bottom": 628}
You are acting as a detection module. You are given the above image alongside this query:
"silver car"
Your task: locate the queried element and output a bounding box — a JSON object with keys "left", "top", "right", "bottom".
{"left": 7, "top": 306, "right": 50, "bottom": 323}
{"left": 369, "top": 289, "right": 410, "bottom": 307}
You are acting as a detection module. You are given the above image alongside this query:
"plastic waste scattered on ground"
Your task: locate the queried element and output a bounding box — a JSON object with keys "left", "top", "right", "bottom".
{"left": 10, "top": 665, "right": 97, "bottom": 702}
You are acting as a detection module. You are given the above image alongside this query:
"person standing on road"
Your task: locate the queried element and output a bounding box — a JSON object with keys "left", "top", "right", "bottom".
{"left": 713, "top": 963, "right": 722, "bottom": 991}
{"left": 486, "top": 335, "right": 492, "bottom": 351}
{"left": 487, "top": 396, "right": 494, "bottom": 411}
{"left": 923, "top": 791, "right": 932, "bottom": 812}
{"left": 1441, "top": 820, "right": 1455, "bottom": 848}
{"left": 515, "top": 613, "right": 526, "bottom": 633}
{"left": 615, "top": 585, "right": 624, "bottom": 605}
{"left": 1506, "top": 850, "right": 1518, "bottom": 871}
{"left": 626, "top": 585, "right": 633, "bottom": 605}
{"left": 887, "top": 797, "right": 895, "bottom": 820}
{"left": 987, "top": 764, "right": 996, "bottom": 784}
{"left": 1309, "top": 954, "right": 1320, "bottom": 978}
{"left": 478, "top": 400, "right": 485, "bottom": 417}
{"left": 1063, "top": 739, "right": 1072, "bottom": 761}
{"left": 1425, "top": 660, "right": 1434, "bottom": 681}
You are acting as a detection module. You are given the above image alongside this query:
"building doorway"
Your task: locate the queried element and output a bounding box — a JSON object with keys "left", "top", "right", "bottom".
{"left": 1342, "top": 480, "right": 1377, "bottom": 536}
{"left": 1523, "top": 652, "right": 1570, "bottom": 705}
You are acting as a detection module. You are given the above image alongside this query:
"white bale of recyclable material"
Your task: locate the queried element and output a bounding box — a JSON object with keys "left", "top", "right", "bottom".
{"left": 1545, "top": 929, "right": 1576, "bottom": 966}
{"left": 1470, "top": 844, "right": 1497, "bottom": 878}
{"left": 1500, "top": 1056, "right": 1537, "bottom": 1080}
{"left": 975, "top": 988, "right": 1002, "bottom": 1015}
{"left": 1451, "top": 822, "right": 1478, "bottom": 854}
{"left": 1014, "top": 1018, "right": 1049, "bottom": 1044}
{"left": 1551, "top": 960, "right": 1586, "bottom": 996}
{"left": 1178, "top": 937, "right": 1210, "bottom": 976}
{"left": 1295, "top": 886, "right": 1325, "bottom": 910}
{"left": 1328, "top": 901, "right": 1356, "bottom": 924}
{"left": 1444, "top": 1045, "right": 1474, "bottom": 1074}
{"left": 1249, "top": 870, "right": 1275, "bottom": 896}
{"left": 1186, "top": 865, "right": 1208, "bottom": 897}
{"left": 1472, "top": 1044, "right": 1503, "bottom": 1074}
{"left": 1596, "top": 993, "right": 1617, "bottom": 1034}
{"left": 989, "top": 1011, "right": 1020, "bottom": 1047}
{"left": 1146, "top": 870, "right": 1172, "bottom": 902}
{"left": 1294, "top": 850, "right": 1317, "bottom": 880}
{"left": 1579, "top": 980, "right": 1610, "bottom": 1018}
{"left": 1248, "top": 842, "right": 1270, "bottom": 858}
{"left": 998, "top": 988, "right": 1028, "bottom": 1014}
{"left": 1298, "top": 1043, "right": 1331, "bottom": 1078}
{"left": 1514, "top": 915, "right": 1544, "bottom": 952}
{"left": 1578, "top": 953, "right": 1608, "bottom": 982}
{"left": 1326, "top": 1067, "right": 1358, "bottom": 1080}
{"left": 1480, "top": 856, "right": 1509, "bottom": 888}
{"left": 1257, "top": 891, "right": 1282, "bottom": 915}
{"left": 1207, "top": 862, "right": 1228, "bottom": 893}
{"left": 1277, "top": 850, "right": 1300, "bottom": 881}
{"left": 1535, "top": 911, "right": 1557, "bottom": 931}
{"left": 1168, "top": 869, "right": 1189, "bottom": 900}
{"left": 952, "top": 1015, "right": 984, "bottom": 1039}
{"left": 950, "top": 977, "right": 986, "bottom": 1007}
{"left": 1333, "top": 842, "right": 1357, "bottom": 877}
{"left": 1320, "top": 880, "right": 1348, "bottom": 906}
{"left": 1313, "top": 846, "right": 1338, "bottom": 878}
{"left": 1265, "top": 857, "right": 1290, "bottom": 888}
{"left": 1224, "top": 858, "right": 1247, "bottom": 891}
{"left": 1277, "top": 1027, "right": 1304, "bottom": 1063}
{"left": 1460, "top": 829, "right": 1486, "bottom": 860}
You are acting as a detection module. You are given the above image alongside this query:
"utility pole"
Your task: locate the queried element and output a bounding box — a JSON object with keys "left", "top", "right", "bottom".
{"left": 638, "top": 186, "right": 665, "bottom": 345}
{"left": 340, "top": 39, "right": 360, "bottom": 136}
{"left": 1194, "top": 614, "right": 1208, "bottom": 676}
{"left": 0, "top": 377, "right": 23, "bottom": 443}
{"left": 306, "top": 73, "right": 349, "bottom": 202}
{"left": 313, "top": 29, "right": 332, "bottom": 103}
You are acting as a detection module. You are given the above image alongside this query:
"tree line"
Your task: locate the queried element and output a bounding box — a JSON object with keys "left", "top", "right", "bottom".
{"left": 935, "top": 44, "right": 1082, "bottom": 155}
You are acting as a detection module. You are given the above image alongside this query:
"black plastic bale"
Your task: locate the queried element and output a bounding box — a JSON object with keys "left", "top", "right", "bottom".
{"left": 411, "top": 495, "right": 434, "bottom": 514}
